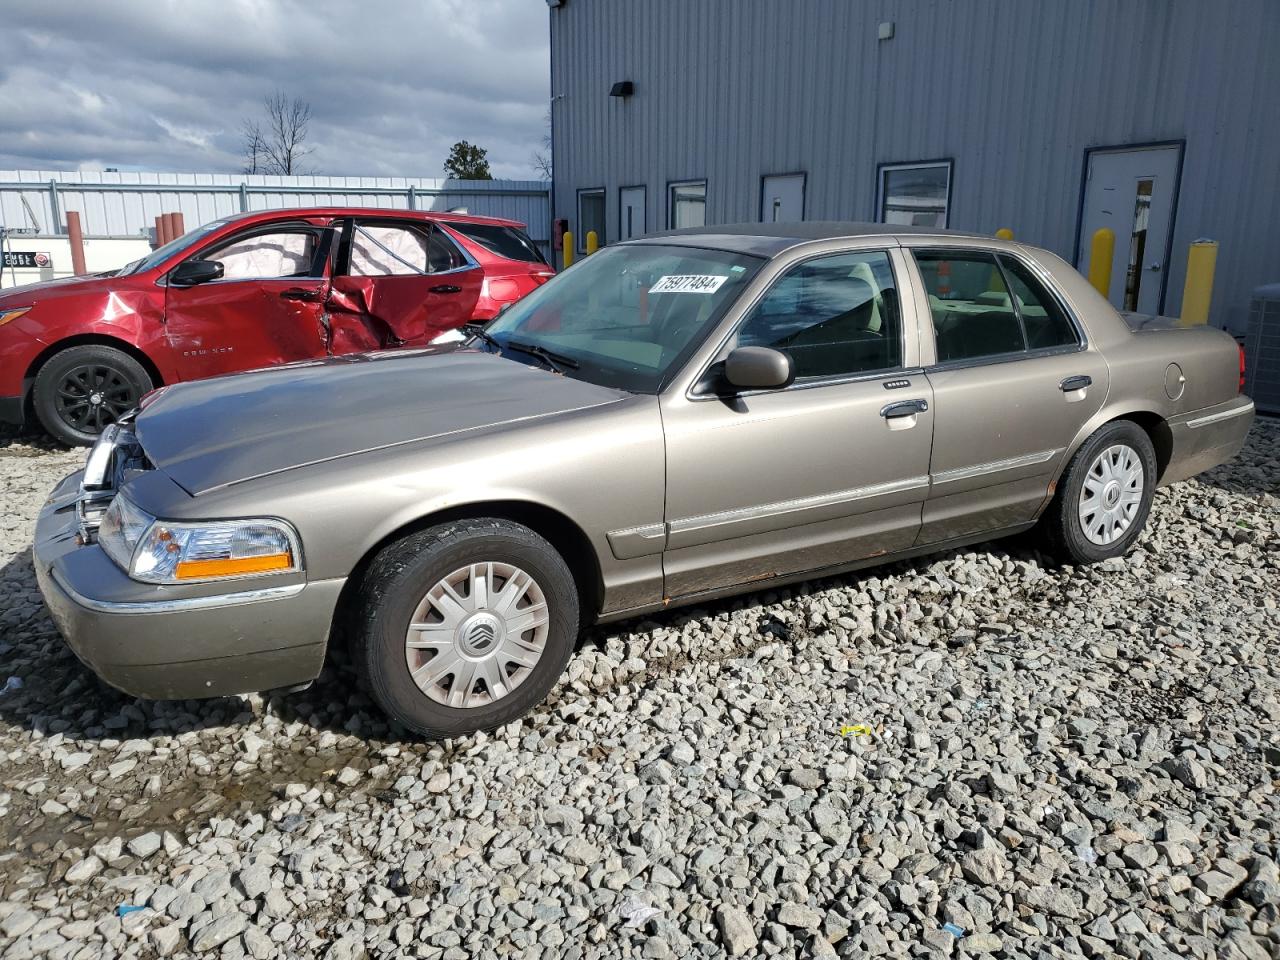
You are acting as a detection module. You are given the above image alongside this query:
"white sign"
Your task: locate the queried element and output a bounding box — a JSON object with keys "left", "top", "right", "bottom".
{"left": 649, "top": 274, "right": 728, "bottom": 294}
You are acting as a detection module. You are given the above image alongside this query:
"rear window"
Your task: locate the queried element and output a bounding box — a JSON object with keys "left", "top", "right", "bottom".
{"left": 446, "top": 222, "right": 546, "bottom": 264}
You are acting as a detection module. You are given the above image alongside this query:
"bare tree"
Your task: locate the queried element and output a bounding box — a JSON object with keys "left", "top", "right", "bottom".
{"left": 240, "top": 119, "right": 266, "bottom": 175}
{"left": 530, "top": 108, "right": 552, "bottom": 179}
{"left": 241, "top": 91, "right": 314, "bottom": 176}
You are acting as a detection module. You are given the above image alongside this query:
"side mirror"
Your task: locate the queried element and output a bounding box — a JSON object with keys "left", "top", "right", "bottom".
{"left": 170, "top": 259, "right": 224, "bottom": 287}
{"left": 723, "top": 346, "right": 795, "bottom": 391}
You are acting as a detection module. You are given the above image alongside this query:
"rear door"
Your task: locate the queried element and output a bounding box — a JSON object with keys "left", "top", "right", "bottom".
{"left": 907, "top": 244, "right": 1109, "bottom": 543}
{"left": 163, "top": 219, "right": 334, "bottom": 379}
{"left": 660, "top": 245, "right": 933, "bottom": 599}
{"left": 327, "top": 218, "right": 483, "bottom": 351}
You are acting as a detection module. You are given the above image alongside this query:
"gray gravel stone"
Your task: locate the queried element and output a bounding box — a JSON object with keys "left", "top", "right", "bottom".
{"left": 715, "top": 905, "right": 758, "bottom": 956}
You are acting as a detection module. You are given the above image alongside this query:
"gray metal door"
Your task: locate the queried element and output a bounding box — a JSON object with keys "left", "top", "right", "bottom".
{"left": 1077, "top": 145, "right": 1181, "bottom": 315}
{"left": 760, "top": 174, "right": 805, "bottom": 223}
{"left": 620, "top": 186, "right": 646, "bottom": 240}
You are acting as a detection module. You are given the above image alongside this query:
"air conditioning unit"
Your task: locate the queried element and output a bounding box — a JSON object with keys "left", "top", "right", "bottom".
{"left": 1243, "top": 283, "right": 1280, "bottom": 415}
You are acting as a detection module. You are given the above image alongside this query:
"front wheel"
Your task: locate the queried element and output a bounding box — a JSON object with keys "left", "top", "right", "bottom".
{"left": 32, "top": 344, "right": 154, "bottom": 446}
{"left": 1041, "top": 420, "right": 1157, "bottom": 564}
{"left": 352, "top": 519, "right": 579, "bottom": 739}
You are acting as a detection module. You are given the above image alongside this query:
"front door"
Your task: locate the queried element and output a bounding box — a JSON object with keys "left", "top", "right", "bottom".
{"left": 660, "top": 248, "right": 932, "bottom": 599}
{"left": 326, "top": 218, "right": 483, "bottom": 353}
{"left": 620, "top": 187, "right": 646, "bottom": 240}
{"left": 761, "top": 174, "right": 805, "bottom": 223}
{"left": 1077, "top": 144, "right": 1181, "bottom": 314}
{"left": 164, "top": 221, "right": 334, "bottom": 380}
{"left": 910, "top": 247, "right": 1109, "bottom": 543}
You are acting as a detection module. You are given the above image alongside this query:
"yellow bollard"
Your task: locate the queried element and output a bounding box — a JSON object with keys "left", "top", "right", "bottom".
{"left": 1088, "top": 228, "right": 1115, "bottom": 300}
{"left": 1179, "top": 239, "right": 1218, "bottom": 326}
{"left": 562, "top": 231, "right": 574, "bottom": 268}
{"left": 585, "top": 230, "right": 599, "bottom": 255}
{"left": 995, "top": 228, "right": 1014, "bottom": 241}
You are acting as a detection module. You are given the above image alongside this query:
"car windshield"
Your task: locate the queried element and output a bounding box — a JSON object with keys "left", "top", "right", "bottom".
{"left": 480, "top": 243, "right": 763, "bottom": 393}
{"left": 117, "top": 217, "right": 233, "bottom": 275}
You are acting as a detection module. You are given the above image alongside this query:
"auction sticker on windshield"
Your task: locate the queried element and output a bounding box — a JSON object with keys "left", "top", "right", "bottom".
{"left": 649, "top": 274, "right": 729, "bottom": 294}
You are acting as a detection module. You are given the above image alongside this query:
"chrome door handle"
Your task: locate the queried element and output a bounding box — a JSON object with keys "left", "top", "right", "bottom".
{"left": 280, "top": 287, "right": 324, "bottom": 302}
{"left": 1060, "top": 375, "right": 1092, "bottom": 392}
{"left": 881, "top": 399, "right": 929, "bottom": 419}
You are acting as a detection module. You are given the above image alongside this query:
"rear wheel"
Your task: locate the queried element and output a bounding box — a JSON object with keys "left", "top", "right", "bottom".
{"left": 1042, "top": 420, "right": 1156, "bottom": 564}
{"left": 32, "top": 344, "right": 153, "bottom": 446}
{"left": 352, "top": 518, "right": 579, "bottom": 739}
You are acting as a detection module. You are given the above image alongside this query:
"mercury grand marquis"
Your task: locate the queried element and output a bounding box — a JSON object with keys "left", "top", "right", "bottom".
{"left": 34, "top": 223, "right": 1254, "bottom": 738}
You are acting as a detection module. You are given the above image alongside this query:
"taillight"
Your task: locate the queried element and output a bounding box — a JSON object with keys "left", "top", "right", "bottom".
{"left": 1238, "top": 343, "right": 1246, "bottom": 394}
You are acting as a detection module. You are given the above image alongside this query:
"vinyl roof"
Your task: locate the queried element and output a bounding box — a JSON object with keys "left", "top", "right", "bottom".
{"left": 628, "top": 220, "right": 991, "bottom": 257}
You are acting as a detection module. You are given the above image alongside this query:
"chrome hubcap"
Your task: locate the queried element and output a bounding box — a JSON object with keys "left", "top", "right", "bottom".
{"left": 404, "top": 562, "right": 549, "bottom": 709}
{"left": 1079, "top": 443, "right": 1144, "bottom": 546}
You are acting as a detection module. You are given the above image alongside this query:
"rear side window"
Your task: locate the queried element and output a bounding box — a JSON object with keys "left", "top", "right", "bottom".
{"left": 427, "top": 230, "right": 468, "bottom": 272}
{"left": 350, "top": 223, "right": 430, "bottom": 276}
{"left": 736, "top": 250, "right": 902, "bottom": 379}
{"left": 447, "top": 222, "right": 546, "bottom": 264}
{"left": 349, "top": 223, "right": 469, "bottom": 276}
{"left": 915, "top": 251, "right": 1025, "bottom": 362}
{"left": 999, "top": 255, "right": 1080, "bottom": 349}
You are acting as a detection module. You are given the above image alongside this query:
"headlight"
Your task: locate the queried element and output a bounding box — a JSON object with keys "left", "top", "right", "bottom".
{"left": 0, "top": 306, "right": 32, "bottom": 328}
{"left": 98, "top": 495, "right": 301, "bottom": 584}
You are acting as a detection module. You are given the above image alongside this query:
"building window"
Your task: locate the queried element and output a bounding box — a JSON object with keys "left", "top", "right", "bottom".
{"left": 669, "top": 180, "right": 707, "bottom": 229}
{"left": 577, "top": 188, "right": 605, "bottom": 252}
{"left": 877, "top": 160, "right": 953, "bottom": 228}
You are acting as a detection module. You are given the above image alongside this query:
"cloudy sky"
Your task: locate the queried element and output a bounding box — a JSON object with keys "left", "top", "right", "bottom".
{"left": 0, "top": 0, "right": 551, "bottom": 179}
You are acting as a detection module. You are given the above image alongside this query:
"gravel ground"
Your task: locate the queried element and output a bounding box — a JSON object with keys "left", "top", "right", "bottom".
{"left": 0, "top": 419, "right": 1277, "bottom": 960}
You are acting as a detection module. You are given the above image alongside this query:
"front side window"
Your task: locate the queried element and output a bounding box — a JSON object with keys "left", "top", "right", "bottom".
{"left": 669, "top": 181, "right": 707, "bottom": 229}
{"left": 205, "top": 229, "right": 319, "bottom": 280}
{"left": 480, "top": 243, "right": 763, "bottom": 393}
{"left": 878, "top": 161, "right": 952, "bottom": 228}
{"left": 735, "top": 251, "right": 902, "bottom": 379}
{"left": 577, "top": 189, "right": 606, "bottom": 252}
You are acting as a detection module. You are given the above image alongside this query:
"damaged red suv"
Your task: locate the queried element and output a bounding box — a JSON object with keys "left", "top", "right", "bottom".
{"left": 0, "top": 208, "right": 553, "bottom": 444}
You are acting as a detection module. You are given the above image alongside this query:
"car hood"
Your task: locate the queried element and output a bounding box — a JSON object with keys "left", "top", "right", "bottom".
{"left": 134, "top": 346, "right": 627, "bottom": 495}
{"left": 0, "top": 272, "right": 118, "bottom": 305}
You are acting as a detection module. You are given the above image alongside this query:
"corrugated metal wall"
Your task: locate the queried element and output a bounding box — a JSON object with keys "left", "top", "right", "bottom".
{"left": 551, "top": 0, "right": 1280, "bottom": 332}
{"left": 0, "top": 170, "right": 552, "bottom": 253}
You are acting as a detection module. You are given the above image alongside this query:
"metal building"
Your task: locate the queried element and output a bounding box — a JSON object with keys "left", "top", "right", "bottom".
{"left": 549, "top": 0, "right": 1280, "bottom": 333}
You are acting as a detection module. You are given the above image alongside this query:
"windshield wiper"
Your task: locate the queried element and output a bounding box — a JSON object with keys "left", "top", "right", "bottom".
{"left": 505, "top": 339, "right": 580, "bottom": 373}
{"left": 464, "top": 323, "right": 502, "bottom": 352}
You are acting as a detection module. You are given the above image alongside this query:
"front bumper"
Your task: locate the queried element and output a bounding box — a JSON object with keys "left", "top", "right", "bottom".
{"left": 34, "top": 470, "right": 343, "bottom": 700}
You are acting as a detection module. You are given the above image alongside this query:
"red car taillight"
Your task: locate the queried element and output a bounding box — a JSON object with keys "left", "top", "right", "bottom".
{"left": 1239, "top": 343, "right": 1246, "bottom": 394}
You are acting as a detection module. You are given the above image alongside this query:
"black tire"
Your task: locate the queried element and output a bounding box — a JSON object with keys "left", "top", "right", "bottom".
{"left": 1041, "top": 420, "right": 1157, "bottom": 564}
{"left": 352, "top": 518, "right": 579, "bottom": 739}
{"left": 32, "top": 344, "right": 154, "bottom": 446}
